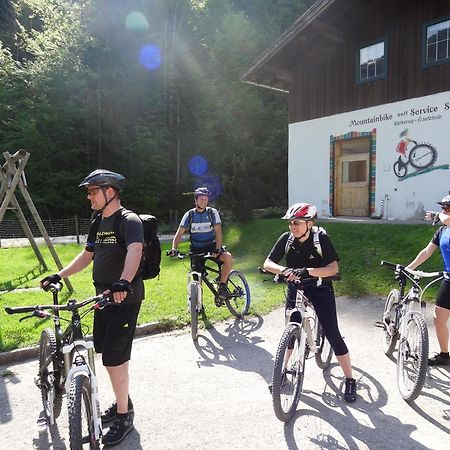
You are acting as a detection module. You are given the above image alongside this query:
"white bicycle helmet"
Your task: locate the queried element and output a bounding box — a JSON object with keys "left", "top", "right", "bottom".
{"left": 437, "top": 195, "right": 450, "bottom": 208}
{"left": 282, "top": 203, "right": 317, "bottom": 221}
{"left": 194, "top": 187, "right": 212, "bottom": 199}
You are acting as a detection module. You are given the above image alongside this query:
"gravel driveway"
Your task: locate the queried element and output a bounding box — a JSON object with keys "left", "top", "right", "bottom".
{"left": 0, "top": 296, "right": 449, "bottom": 449}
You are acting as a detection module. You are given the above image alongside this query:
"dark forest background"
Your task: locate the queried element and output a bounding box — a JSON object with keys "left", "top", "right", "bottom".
{"left": 0, "top": 0, "right": 314, "bottom": 223}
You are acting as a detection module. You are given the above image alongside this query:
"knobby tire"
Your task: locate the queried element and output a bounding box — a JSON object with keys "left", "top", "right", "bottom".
{"left": 225, "top": 270, "right": 251, "bottom": 318}
{"left": 189, "top": 282, "right": 200, "bottom": 340}
{"left": 314, "top": 323, "right": 333, "bottom": 369}
{"left": 68, "top": 374, "right": 99, "bottom": 450}
{"left": 39, "top": 328, "right": 63, "bottom": 422}
{"left": 397, "top": 312, "right": 428, "bottom": 402}
{"left": 272, "top": 323, "right": 307, "bottom": 422}
{"left": 382, "top": 289, "right": 400, "bottom": 356}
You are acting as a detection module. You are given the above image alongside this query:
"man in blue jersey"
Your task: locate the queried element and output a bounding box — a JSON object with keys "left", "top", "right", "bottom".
{"left": 407, "top": 195, "right": 450, "bottom": 366}
{"left": 169, "top": 187, "right": 232, "bottom": 299}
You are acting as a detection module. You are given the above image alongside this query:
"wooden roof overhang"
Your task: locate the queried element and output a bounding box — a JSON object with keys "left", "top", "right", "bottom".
{"left": 240, "top": 0, "right": 360, "bottom": 92}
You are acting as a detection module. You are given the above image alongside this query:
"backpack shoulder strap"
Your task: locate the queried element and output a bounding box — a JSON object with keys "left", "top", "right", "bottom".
{"left": 113, "top": 208, "right": 130, "bottom": 248}
{"left": 86, "top": 212, "right": 102, "bottom": 249}
{"left": 207, "top": 207, "right": 215, "bottom": 225}
{"left": 312, "top": 226, "right": 326, "bottom": 258}
{"left": 284, "top": 232, "right": 295, "bottom": 256}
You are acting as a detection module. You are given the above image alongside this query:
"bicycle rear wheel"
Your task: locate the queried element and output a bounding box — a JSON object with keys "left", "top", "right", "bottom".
{"left": 68, "top": 373, "right": 100, "bottom": 449}
{"left": 225, "top": 270, "right": 250, "bottom": 318}
{"left": 189, "top": 281, "right": 200, "bottom": 340}
{"left": 314, "top": 322, "right": 333, "bottom": 370}
{"left": 38, "top": 328, "right": 63, "bottom": 422}
{"left": 382, "top": 289, "right": 400, "bottom": 356}
{"left": 272, "top": 323, "right": 307, "bottom": 422}
{"left": 397, "top": 312, "right": 428, "bottom": 402}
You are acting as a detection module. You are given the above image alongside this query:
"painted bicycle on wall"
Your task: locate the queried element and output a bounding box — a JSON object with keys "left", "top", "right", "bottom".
{"left": 393, "top": 128, "right": 437, "bottom": 178}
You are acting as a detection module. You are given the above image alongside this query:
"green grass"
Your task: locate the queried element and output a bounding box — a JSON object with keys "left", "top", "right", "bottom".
{"left": 0, "top": 219, "right": 442, "bottom": 352}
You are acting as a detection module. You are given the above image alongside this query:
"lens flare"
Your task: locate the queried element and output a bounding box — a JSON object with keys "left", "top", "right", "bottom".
{"left": 125, "top": 11, "right": 150, "bottom": 32}
{"left": 139, "top": 44, "right": 162, "bottom": 70}
{"left": 189, "top": 155, "right": 208, "bottom": 176}
{"left": 195, "top": 175, "right": 222, "bottom": 199}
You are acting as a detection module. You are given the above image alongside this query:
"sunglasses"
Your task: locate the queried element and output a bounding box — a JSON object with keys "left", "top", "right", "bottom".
{"left": 87, "top": 187, "right": 103, "bottom": 196}
{"left": 288, "top": 220, "right": 306, "bottom": 226}
{"left": 442, "top": 205, "right": 450, "bottom": 211}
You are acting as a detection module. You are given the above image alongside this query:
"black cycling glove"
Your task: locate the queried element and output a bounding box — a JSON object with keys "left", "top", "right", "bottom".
{"left": 291, "top": 268, "right": 310, "bottom": 279}
{"left": 281, "top": 267, "right": 294, "bottom": 277}
{"left": 40, "top": 274, "right": 62, "bottom": 291}
{"left": 110, "top": 279, "right": 133, "bottom": 294}
{"left": 167, "top": 249, "right": 179, "bottom": 257}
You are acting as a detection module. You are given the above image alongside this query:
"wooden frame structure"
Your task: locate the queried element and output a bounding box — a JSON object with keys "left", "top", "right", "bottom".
{"left": 0, "top": 150, "right": 73, "bottom": 293}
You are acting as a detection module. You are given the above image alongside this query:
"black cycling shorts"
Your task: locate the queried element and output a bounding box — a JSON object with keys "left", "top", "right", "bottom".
{"left": 436, "top": 280, "right": 450, "bottom": 310}
{"left": 93, "top": 302, "right": 141, "bottom": 366}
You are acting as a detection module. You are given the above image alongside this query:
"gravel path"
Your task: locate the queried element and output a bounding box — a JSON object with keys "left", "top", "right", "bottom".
{"left": 0, "top": 296, "right": 449, "bottom": 449}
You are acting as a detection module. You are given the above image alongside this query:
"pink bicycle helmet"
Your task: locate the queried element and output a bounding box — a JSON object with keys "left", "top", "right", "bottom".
{"left": 282, "top": 203, "right": 317, "bottom": 221}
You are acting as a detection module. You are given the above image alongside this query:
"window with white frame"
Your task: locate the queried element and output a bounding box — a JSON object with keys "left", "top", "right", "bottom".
{"left": 359, "top": 41, "right": 385, "bottom": 83}
{"left": 425, "top": 19, "right": 450, "bottom": 65}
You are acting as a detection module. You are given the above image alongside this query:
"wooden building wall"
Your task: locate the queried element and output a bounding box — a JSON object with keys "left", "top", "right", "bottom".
{"left": 289, "top": 0, "right": 450, "bottom": 124}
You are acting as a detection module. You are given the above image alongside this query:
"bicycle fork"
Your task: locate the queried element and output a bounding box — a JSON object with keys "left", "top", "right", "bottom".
{"left": 63, "top": 340, "right": 102, "bottom": 440}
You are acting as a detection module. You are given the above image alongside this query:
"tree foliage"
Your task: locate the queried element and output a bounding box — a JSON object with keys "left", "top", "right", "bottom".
{"left": 0, "top": 0, "right": 314, "bottom": 223}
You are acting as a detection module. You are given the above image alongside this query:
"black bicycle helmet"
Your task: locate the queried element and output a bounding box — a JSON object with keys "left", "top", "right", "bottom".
{"left": 282, "top": 203, "right": 317, "bottom": 221}
{"left": 437, "top": 195, "right": 450, "bottom": 208}
{"left": 194, "top": 187, "right": 212, "bottom": 199}
{"left": 78, "top": 169, "right": 125, "bottom": 190}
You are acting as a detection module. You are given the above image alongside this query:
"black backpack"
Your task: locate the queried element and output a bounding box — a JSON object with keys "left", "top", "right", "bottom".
{"left": 88, "top": 209, "right": 161, "bottom": 280}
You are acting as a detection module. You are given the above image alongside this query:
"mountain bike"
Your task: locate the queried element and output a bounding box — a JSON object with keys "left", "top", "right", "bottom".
{"left": 5, "top": 283, "right": 111, "bottom": 449}
{"left": 168, "top": 250, "right": 251, "bottom": 340}
{"left": 380, "top": 261, "right": 442, "bottom": 401}
{"left": 261, "top": 269, "right": 334, "bottom": 422}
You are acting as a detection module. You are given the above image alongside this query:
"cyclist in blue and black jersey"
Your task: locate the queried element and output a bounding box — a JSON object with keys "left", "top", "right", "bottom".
{"left": 169, "top": 187, "right": 232, "bottom": 299}
{"left": 407, "top": 194, "right": 450, "bottom": 366}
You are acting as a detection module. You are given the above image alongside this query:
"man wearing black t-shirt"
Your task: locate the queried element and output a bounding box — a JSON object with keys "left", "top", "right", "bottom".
{"left": 41, "top": 169, "right": 143, "bottom": 446}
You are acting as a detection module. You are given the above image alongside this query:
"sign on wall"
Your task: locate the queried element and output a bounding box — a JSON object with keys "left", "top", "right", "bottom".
{"left": 289, "top": 91, "right": 450, "bottom": 220}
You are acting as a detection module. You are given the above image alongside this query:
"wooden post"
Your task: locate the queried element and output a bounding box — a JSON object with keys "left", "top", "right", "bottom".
{"left": 75, "top": 215, "right": 80, "bottom": 244}
{"left": 1, "top": 150, "right": 73, "bottom": 293}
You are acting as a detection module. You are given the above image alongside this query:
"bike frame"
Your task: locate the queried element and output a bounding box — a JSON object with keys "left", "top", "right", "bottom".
{"left": 393, "top": 267, "right": 442, "bottom": 334}
{"left": 285, "top": 282, "right": 324, "bottom": 354}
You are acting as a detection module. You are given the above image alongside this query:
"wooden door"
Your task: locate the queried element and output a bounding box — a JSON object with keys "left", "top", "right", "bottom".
{"left": 334, "top": 138, "right": 370, "bottom": 216}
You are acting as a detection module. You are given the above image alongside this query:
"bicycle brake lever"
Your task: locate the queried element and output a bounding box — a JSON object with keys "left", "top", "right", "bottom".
{"left": 19, "top": 314, "right": 35, "bottom": 322}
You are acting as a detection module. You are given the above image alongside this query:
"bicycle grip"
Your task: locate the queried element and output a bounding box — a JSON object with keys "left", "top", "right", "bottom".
{"left": 5, "top": 305, "right": 39, "bottom": 314}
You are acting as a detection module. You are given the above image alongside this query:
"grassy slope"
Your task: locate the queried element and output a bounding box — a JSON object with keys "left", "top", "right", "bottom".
{"left": 0, "top": 219, "right": 442, "bottom": 351}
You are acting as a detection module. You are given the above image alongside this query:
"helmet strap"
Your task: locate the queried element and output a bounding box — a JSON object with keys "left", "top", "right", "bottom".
{"left": 97, "top": 188, "right": 117, "bottom": 214}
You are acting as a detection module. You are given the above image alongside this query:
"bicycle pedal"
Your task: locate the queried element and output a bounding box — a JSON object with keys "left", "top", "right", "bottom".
{"left": 34, "top": 376, "right": 41, "bottom": 389}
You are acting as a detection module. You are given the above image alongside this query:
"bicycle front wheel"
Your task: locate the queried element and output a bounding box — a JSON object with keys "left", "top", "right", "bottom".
{"left": 39, "top": 328, "right": 63, "bottom": 422}
{"left": 397, "top": 312, "right": 429, "bottom": 402}
{"left": 314, "top": 322, "right": 333, "bottom": 370}
{"left": 189, "top": 281, "right": 200, "bottom": 340}
{"left": 225, "top": 270, "right": 250, "bottom": 318}
{"left": 68, "top": 374, "right": 100, "bottom": 450}
{"left": 272, "top": 323, "right": 307, "bottom": 422}
{"left": 408, "top": 144, "right": 437, "bottom": 169}
{"left": 382, "top": 289, "right": 400, "bottom": 356}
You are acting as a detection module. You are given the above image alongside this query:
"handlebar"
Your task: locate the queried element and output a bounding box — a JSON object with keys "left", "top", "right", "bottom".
{"left": 5, "top": 293, "right": 112, "bottom": 317}
{"left": 380, "top": 260, "right": 443, "bottom": 278}
{"left": 166, "top": 250, "right": 217, "bottom": 259}
{"left": 257, "top": 267, "right": 339, "bottom": 284}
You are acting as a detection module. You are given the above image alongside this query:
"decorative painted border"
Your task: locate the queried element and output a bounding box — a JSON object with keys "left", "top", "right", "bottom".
{"left": 329, "top": 129, "right": 377, "bottom": 216}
